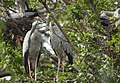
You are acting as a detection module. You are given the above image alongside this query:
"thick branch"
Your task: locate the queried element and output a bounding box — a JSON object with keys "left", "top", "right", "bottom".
{"left": 8, "top": 20, "right": 24, "bottom": 36}
{"left": 36, "top": 6, "right": 55, "bottom": 14}
{"left": 0, "top": 69, "right": 11, "bottom": 78}
{"left": 62, "top": 0, "right": 72, "bottom": 5}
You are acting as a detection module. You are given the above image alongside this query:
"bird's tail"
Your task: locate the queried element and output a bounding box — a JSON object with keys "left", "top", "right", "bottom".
{"left": 23, "top": 50, "right": 29, "bottom": 74}
{"left": 64, "top": 51, "right": 73, "bottom": 65}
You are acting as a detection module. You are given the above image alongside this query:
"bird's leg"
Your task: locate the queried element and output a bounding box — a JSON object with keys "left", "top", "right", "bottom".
{"left": 56, "top": 56, "right": 60, "bottom": 81}
{"left": 61, "top": 50, "right": 65, "bottom": 72}
{"left": 34, "top": 56, "right": 38, "bottom": 81}
{"left": 62, "top": 54, "right": 65, "bottom": 72}
{"left": 34, "top": 45, "right": 42, "bottom": 81}
{"left": 28, "top": 56, "right": 32, "bottom": 79}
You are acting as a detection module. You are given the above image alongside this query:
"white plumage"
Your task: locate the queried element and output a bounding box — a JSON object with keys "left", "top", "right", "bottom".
{"left": 42, "top": 31, "right": 55, "bottom": 55}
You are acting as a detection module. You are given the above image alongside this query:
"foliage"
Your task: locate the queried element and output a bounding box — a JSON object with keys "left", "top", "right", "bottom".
{"left": 0, "top": 0, "right": 120, "bottom": 82}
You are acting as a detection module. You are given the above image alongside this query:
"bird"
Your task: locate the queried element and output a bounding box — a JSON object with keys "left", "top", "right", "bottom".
{"left": 100, "top": 8, "right": 120, "bottom": 27}
{"left": 100, "top": 8, "right": 120, "bottom": 40}
{"left": 100, "top": 11, "right": 112, "bottom": 27}
{"left": 22, "top": 20, "right": 46, "bottom": 80}
{"left": 41, "top": 30, "right": 59, "bottom": 66}
{"left": 49, "top": 24, "right": 73, "bottom": 79}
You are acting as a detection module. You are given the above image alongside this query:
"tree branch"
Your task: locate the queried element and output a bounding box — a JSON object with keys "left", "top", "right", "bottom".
{"left": 62, "top": 0, "right": 72, "bottom": 5}
{"left": 88, "top": 0, "right": 99, "bottom": 17}
{"left": 0, "top": 69, "right": 11, "bottom": 78}
{"left": 8, "top": 20, "right": 24, "bottom": 36}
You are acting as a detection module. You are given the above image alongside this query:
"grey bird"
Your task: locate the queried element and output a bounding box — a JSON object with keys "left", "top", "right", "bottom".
{"left": 22, "top": 21, "right": 46, "bottom": 80}
{"left": 50, "top": 25, "right": 73, "bottom": 79}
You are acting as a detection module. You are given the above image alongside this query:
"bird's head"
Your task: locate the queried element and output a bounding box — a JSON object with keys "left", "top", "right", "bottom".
{"left": 114, "top": 8, "right": 120, "bottom": 18}
{"left": 29, "top": 21, "right": 46, "bottom": 37}
{"left": 32, "top": 21, "right": 46, "bottom": 29}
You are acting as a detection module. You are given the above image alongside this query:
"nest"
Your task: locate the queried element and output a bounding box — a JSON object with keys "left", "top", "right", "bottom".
{"left": 4, "top": 17, "right": 34, "bottom": 47}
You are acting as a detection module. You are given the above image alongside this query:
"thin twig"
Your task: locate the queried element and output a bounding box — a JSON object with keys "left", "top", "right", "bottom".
{"left": 88, "top": 0, "right": 99, "bottom": 17}
{"left": 53, "top": 29, "right": 68, "bottom": 42}
{"left": 62, "top": 0, "right": 72, "bottom": 5}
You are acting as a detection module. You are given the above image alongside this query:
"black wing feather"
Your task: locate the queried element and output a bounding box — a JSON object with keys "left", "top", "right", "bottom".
{"left": 23, "top": 49, "right": 29, "bottom": 74}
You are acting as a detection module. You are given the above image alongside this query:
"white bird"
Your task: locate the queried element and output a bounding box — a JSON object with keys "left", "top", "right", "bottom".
{"left": 22, "top": 21, "right": 46, "bottom": 80}
{"left": 50, "top": 25, "right": 73, "bottom": 79}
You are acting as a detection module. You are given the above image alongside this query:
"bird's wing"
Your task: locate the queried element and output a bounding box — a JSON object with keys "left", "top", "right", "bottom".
{"left": 22, "top": 31, "right": 31, "bottom": 74}
{"left": 51, "top": 26, "right": 73, "bottom": 64}
{"left": 63, "top": 41, "right": 73, "bottom": 65}
{"left": 36, "top": 42, "right": 42, "bottom": 66}
{"left": 23, "top": 31, "right": 31, "bottom": 57}
{"left": 23, "top": 49, "right": 29, "bottom": 74}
